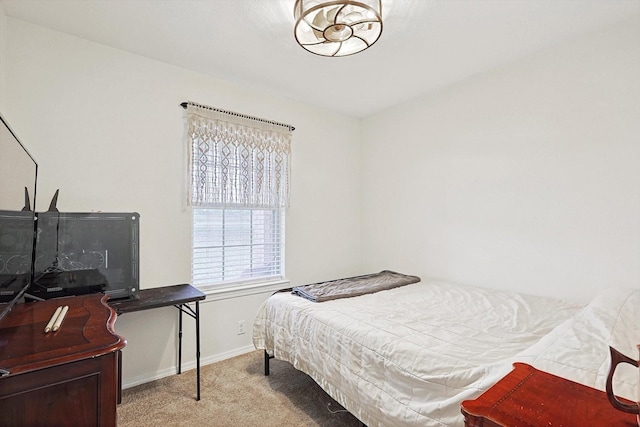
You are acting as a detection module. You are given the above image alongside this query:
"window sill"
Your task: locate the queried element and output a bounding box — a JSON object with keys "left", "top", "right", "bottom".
{"left": 197, "top": 279, "right": 291, "bottom": 302}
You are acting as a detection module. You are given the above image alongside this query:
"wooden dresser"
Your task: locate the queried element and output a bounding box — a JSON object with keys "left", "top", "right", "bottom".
{"left": 461, "top": 363, "right": 638, "bottom": 427}
{"left": 0, "top": 294, "right": 125, "bottom": 427}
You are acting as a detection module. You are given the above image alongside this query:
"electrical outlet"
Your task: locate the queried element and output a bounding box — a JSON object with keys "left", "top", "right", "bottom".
{"left": 237, "top": 320, "right": 245, "bottom": 335}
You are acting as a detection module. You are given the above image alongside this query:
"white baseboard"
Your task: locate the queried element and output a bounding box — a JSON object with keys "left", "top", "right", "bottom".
{"left": 121, "top": 344, "right": 256, "bottom": 390}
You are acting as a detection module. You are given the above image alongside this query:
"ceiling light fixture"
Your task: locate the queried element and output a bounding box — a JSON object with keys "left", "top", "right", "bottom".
{"left": 294, "top": 0, "right": 383, "bottom": 57}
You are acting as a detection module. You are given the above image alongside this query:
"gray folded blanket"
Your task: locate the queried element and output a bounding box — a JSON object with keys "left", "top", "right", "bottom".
{"left": 291, "top": 270, "right": 421, "bottom": 302}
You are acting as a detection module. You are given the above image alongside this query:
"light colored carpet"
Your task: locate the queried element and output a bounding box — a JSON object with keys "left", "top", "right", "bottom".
{"left": 117, "top": 350, "right": 363, "bottom": 427}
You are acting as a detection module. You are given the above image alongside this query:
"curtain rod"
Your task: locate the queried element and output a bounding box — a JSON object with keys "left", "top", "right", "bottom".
{"left": 180, "top": 102, "right": 295, "bottom": 131}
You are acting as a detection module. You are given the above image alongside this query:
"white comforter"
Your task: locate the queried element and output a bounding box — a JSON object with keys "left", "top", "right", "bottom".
{"left": 253, "top": 280, "right": 638, "bottom": 427}
{"left": 518, "top": 288, "right": 639, "bottom": 400}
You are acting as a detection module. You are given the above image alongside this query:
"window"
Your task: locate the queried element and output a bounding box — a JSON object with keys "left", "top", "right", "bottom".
{"left": 185, "top": 102, "right": 292, "bottom": 289}
{"left": 192, "top": 208, "right": 284, "bottom": 286}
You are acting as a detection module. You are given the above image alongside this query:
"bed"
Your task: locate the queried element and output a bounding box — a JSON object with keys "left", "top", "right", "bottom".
{"left": 253, "top": 274, "right": 639, "bottom": 427}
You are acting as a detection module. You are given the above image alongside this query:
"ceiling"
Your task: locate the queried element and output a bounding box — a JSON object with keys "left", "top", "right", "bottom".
{"left": 2, "top": 0, "right": 639, "bottom": 118}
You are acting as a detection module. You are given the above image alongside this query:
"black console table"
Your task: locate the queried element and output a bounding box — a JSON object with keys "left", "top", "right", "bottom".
{"left": 109, "top": 284, "right": 206, "bottom": 401}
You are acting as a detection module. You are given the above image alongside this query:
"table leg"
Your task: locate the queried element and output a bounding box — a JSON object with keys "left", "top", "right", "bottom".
{"left": 196, "top": 300, "right": 201, "bottom": 401}
{"left": 178, "top": 305, "right": 183, "bottom": 375}
{"left": 174, "top": 302, "right": 201, "bottom": 401}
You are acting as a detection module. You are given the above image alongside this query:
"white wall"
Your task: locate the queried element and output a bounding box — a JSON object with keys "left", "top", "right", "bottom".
{"left": 361, "top": 17, "right": 640, "bottom": 302}
{"left": 3, "top": 18, "right": 362, "bottom": 387}
{"left": 0, "top": 4, "right": 7, "bottom": 111}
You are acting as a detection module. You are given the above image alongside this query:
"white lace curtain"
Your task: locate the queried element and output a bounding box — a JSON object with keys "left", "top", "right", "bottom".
{"left": 186, "top": 102, "right": 292, "bottom": 208}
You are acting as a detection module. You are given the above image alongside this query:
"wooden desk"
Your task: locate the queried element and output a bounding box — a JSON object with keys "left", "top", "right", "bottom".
{"left": 461, "top": 363, "right": 638, "bottom": 427}
{"left": 0, "top": 293, "right": 125, "bottom": 427}
{"left": 109, "top": 284, "right": 205, "bottom": 401}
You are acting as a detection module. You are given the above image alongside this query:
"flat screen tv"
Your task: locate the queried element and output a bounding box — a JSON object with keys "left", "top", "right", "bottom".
{"left": 0, "top": 114, "right": 38, "bottom": 320}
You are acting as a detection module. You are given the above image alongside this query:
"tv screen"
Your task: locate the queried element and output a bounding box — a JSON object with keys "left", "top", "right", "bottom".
{"left": 0, "top": 115, "right": 37, "bottom": 213}
{"left": 31, "top": 212, "right": 139, "bottom": 300}
{"left": 0, "top": 113, "right": 38, "bottom": 319}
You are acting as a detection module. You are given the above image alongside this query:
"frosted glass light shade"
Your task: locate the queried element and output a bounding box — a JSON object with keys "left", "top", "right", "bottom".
{"left": 294, "top": 0, "right": 383, "bottom": 57}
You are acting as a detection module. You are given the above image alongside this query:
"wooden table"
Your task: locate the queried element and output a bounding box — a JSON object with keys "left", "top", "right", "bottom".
{"left": 0, "top": 293, "right": 125, "bottom": 427}
{"left": 109, "top": 283, "right": 206, "bottom": 400}
{"left": 461, "top": 363, "right": 638, "bottom": 427}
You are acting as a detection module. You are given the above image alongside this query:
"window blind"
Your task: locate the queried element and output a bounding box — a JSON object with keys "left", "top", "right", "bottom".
{"left": 192, "top": 208, "right": 284, "bottom": 286}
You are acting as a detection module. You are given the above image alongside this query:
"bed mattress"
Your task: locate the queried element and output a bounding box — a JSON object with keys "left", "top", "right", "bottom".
{"left": 253, "top": 279, "right": 594, "bottom": 427}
